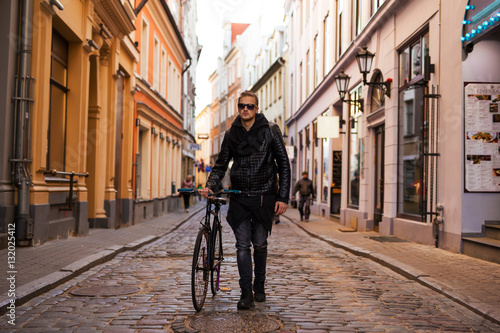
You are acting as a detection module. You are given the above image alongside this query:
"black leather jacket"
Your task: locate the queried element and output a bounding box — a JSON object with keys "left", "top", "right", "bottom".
{"left": 206, "top": 114, "right": 291, "bottom": 203}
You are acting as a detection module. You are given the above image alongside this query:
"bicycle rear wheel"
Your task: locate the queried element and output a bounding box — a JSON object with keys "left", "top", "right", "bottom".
{"left": 192, "top": 227, "right": 209, "bottom": 311}
{"left": 211, "top": 219, "right": 223, "bottom": 295}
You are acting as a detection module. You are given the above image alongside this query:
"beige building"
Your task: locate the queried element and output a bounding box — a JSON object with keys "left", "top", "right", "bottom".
{"left": 195, "top": 105, "right": 212, "bottom": 187}
{"left": 285, "top": 0, "right": 500, "bottom": 262}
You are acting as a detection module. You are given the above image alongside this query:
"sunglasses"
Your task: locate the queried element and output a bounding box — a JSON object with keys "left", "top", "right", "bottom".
{"left": 237, "top": 103, "right": 257, "bottom": 111}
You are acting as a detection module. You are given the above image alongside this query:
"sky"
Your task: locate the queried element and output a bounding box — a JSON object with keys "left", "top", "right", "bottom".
{"left": 195, "top": 0, "right": 285, "bottom": 114}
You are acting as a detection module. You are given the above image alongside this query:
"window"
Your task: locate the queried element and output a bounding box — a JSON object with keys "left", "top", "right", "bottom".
{"left": 370, "top": 72, "right": 386, "bottom": 113}
{"left": 353, "top": 0, "right": 362, "bottom": 38}
{"left": 47, "top": 30, "right": 69, "bottom": 171}
{"left": 221, "top": 102, "right": 226, "bottom": 123}
{"left": 306, "top": 50, "right": 310, "bottom": 96}
{"left": 323, "top": 14, "right": 331, "bottom": 77}
{"left": 153, "top": 37, "right": 160, "bottom": 90}
{"left": 161, "top": 48, "right": 167, "bottom": 97}
{"left": 141, "top": 19, "right": 149, "bottom": 81}
{"left": 274, "top": 76, "right": 277, "bottom": 102}
{"left": 397, "top": 31, "right": 429, "bottom": 219}
{"left": 299, "top": 63, "right": 303, "bottom": 105}
{"left": 278, "top": 71, "right": 282, "bottom": 99}
{"left": 269, "top": 81, "right": 273, "bottom": 107}
{"left": 372, "top": 0, "right": 385, "bottom": 16}
{"left": 321, "top": 111, "right": 330, "bottom": 203}
{"left": 348, "top": 85, "right": 363, "bottom": 207}
{"left": 314, "top": 35, "right": 320, "bottom": 87}
{"left": 337, "top": 1, "right": 343, "bottom": 58}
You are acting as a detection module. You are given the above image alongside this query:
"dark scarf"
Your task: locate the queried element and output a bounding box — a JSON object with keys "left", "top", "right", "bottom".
{"left": 229, "top": 113, "right": 270, "bottom": 157}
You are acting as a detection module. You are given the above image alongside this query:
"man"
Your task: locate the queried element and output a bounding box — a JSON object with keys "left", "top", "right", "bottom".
{"left": 199, "top": 90, "right": 290, "bottom": 310}
{"left": 292, "top": 171, "right": 315, "bottom": 222}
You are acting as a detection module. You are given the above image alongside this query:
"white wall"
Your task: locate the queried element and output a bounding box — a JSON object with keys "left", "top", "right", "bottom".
{"left": 461, "top": 32, "right": 500, "bottom": 233}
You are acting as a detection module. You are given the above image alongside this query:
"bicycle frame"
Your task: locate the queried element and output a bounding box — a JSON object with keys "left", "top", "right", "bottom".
{"left": 178, "top": 188, "right": 241, "bottom": 311}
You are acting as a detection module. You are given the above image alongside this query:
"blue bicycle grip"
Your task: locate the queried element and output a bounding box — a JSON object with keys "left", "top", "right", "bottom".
{"left": 222, "top": 189, "right": 241, "bottom": 194}
{"left": 178, "top": 188, "right": 195, "bottom": 192}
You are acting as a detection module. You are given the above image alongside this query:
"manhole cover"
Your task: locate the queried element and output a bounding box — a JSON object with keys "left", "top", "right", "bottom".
{"left": 188, "top": 313, "right": 281, "bottom": 333}
{"left": 70, "top": 285, "right": 141, "bottom": 296}
{"left": 367, "top": 236, "right": 409, "bottom": 243}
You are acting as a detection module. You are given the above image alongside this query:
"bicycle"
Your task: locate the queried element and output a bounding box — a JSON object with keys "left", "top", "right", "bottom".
{"left": 178, "top": 188, "right": 241, "bottom": 311}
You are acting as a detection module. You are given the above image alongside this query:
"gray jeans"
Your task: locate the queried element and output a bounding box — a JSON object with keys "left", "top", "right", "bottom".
{"left": 233, "top": 216, "right": 268, "bottom": 290}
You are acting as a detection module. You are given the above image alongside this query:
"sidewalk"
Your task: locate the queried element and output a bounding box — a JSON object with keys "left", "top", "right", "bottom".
{"left": 282, "top": 208, "right": 500, "bottom": 325}
{"left": 1, "top": 202, "right": 499, "bottom": 325}
{"left": 0, "top": 202, "right": 206, "bottom": 314}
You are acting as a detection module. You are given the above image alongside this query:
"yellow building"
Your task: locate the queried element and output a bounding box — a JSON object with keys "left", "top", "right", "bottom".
{"left": 3, "top": 0, "right": 137, "bottom": 246}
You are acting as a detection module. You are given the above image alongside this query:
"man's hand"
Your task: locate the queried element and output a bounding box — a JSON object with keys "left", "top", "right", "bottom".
{"left": 275, "top": 201, "right": 288, "bottom": 215}
{"left": 198, "top": 187, "right": 213, "bottom": 198}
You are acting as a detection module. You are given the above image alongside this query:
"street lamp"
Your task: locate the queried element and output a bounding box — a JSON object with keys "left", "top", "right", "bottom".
{"left": 334, "top": 70, "right": 363, "bottom": 112}
{"left": 355, "top": 46, "right": 392, "bottom": 97}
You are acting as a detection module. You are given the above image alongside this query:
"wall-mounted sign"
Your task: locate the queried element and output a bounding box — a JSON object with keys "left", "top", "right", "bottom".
{"left": 197, "top": 134, "right": 209, "bottom": 139}
{"left": 188, "top": 143, "right": 201, "bottom": 151}
{"left": 317, "top": 116, "right": 340, "bottom": 138}
{"left": 464, "top": 82, "right": 500, "bottom": 192}
{"left": 461, "top": 0, "right": 500, "bottom": 47}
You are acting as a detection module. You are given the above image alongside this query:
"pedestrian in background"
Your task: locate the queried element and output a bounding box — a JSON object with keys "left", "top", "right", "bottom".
{"left": 181, "top": 175, "right": 193, "bottom": 212}
{"left": 199, "top": 90, "right": 290, "bottom": 310}
{"left": 292, "top": 171, "right": 315, "bottom": 221}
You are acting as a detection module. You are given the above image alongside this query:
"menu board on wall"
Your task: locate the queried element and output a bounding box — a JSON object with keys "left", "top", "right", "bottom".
{"left": 332, "top": 151, "right": 342, "bottom": 188}
{"left": 464, "top": 82, "right": 500, "bottom": 192}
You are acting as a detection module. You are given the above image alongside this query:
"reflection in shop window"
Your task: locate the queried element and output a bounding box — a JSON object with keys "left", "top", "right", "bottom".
{"left": 322, "top": 137, "right": 329, "bottom": 202}
{"left": 348, "top": 85, "right": 362, "bottom": 207}
{"left": 398, "top": 87, "right": 424, "bottom": 216}
{"left": 397, "top": 31, "right": 428, "bottom": 219}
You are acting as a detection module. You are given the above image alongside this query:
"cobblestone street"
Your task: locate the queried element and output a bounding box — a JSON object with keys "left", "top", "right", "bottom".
{"left": 1, "top": 208, "right": 499, "bottom": 332}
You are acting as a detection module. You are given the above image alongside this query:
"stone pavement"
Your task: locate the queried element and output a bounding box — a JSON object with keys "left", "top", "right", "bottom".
{"left": 1, "top": 201, "right": 499, "bottom": 326}
{"left": 282, "top": 208, "right": 500, "bottom": 326}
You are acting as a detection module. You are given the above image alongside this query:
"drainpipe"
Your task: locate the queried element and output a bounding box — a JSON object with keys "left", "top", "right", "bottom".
{"left": 13, "top": 0, "right": 33, "bottom": 245}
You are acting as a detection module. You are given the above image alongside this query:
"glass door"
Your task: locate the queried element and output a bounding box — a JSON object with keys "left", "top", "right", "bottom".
{"left": 374, "top": 125, "right": 385, "bottom": 230}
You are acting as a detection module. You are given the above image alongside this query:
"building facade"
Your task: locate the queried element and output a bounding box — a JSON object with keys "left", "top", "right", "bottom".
{"left": 204, "top": 23, "right": 248, "bottom": 189}
{"left": 0, "top": 0, "right": 138, "bottom": 247}
{"left": 132, "top": 0, "right": 190, "bottom": 223}
{"left": 285, "top": 0, "right": 500, "bottom": 261}
{"left": 180, "top": 0, "right": 200, "bottom": 184}
{"left": 0, "top": 0, "right": 197, "bottom": 248}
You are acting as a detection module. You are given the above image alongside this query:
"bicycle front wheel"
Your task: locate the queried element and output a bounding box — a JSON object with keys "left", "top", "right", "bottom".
{"left": 211, "top": 219, "right": 223, "bottom": 295}
{"left": 192, "top": 227, "right": 209, "bottom": 311}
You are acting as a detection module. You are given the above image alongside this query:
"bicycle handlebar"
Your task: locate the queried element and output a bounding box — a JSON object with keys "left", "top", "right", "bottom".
{"left": 177, "top": 188, "right": 243, "bottom": 195}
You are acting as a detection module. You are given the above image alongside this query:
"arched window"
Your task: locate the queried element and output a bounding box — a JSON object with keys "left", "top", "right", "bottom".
{"left": 370, "top": 71, "right": 385, "bottom": 113}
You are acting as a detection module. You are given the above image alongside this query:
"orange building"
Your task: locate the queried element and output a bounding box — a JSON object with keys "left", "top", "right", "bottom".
{"left": 132, "top": 0, "right": 191, "bottom": 222}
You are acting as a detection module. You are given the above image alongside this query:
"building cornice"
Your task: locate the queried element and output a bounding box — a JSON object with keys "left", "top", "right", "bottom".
{"left": 287, "top": 0, "right": 409, "bottom": 126}
{"left": 251, "top": 57, "right": 285, "bottom": 92}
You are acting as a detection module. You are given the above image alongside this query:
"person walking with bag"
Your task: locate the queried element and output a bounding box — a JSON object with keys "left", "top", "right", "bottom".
{"left": 199, "top": 90, "right": 290, "bottom": 310}
{"left": 292, "top": 171, "right": 315, "bottom": 221}
{"left": 181, "top": 175, "right": 194, "bottom": 212}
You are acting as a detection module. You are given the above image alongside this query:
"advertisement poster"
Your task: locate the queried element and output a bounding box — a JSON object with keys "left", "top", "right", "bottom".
{"left": 464, "top": 83, "right": 500, "bottom": 192}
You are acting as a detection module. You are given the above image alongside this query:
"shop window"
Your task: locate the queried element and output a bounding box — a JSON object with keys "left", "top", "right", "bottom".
{"left": 397, "top": 31, "right": 429, "bottom": 219}
{"left": 47, "top": 30, "right": 69, "bottom": 171}
{"left": 348, "top": 85, "right": 362, "bottom": 207}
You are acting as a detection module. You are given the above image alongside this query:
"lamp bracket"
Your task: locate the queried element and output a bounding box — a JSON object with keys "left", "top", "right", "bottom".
{"left": 363, "top": 78, "right": 391, "bottom": 98}
{"left": 341, "top": 97, "right": 364, "bottom": 113}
